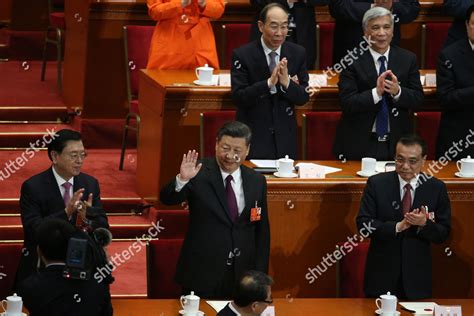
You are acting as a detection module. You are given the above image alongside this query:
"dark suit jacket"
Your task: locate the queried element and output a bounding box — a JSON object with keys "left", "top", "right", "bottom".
{"left": 217, "top": 304, "right": 238, "bottom": 316}
{"left": 356, "top": 172, "right": 451, "bottom": 299}
{"left": 160, "top": 158, "right": 270, "bottom": 293}
{"left": 436, "top": 38, "right": 474, "bottom": 159}
{"left": 19, "top": 265, "right": 113, "bottom": 316}
{"left": 443, "top": 0, "right": 473, "bottom": 48}
{"left": 333, "top": 45, "right": 424, "bottom": 160}
{"left": 328, "top": 0, "right": 420, "bottom": 64}
{"left": 231, "top": 40, "right": 309, "bottom": 159}
{"left": 249, "top": 0, "right": 328, "bottom": 69}
{"left": 16, "top": 168, "right": 109, "bottom": 286}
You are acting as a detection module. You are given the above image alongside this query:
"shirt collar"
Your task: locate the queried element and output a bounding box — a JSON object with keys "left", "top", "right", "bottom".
{"left": 397, "top": 174, "right": 419, "bottom": 190}
{"left": 52, "top": 165, "right": 74, "bottom": 187}
{"left": 228, "top": 302, "right": 242, "bottom": 316}
{"left": 469, "top": 39, "right": 474, "bottom": 51}
{"left": 260, "top": 36, "right": 282, "bottom": 57}
{"left": 220, "top": 167, "right": 242, "bottom": 184}
{"left": 369, "top": 46, "right": 390, "bottom": 65}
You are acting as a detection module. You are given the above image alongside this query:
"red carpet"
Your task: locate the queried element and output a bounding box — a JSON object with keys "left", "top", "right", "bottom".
{"left": 0, "top": 60, "right": 63, "bottom": 107}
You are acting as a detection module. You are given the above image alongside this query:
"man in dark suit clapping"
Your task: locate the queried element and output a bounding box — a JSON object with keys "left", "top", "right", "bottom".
{"left": 160, "top": 121, "right": 270, "bottom": 299}
{"left": 357, "top": 135, "right": 451, "bottom": 299}
{"left": 333, "top": 6, "right": 424, "bottom": 161}
{"left": 231, "top": 3, "right": 309, "bottom": 159}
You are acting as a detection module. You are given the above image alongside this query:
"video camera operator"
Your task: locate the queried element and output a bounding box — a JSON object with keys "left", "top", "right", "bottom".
{"left": 18, "top": 218, "right": 113, "bottom": 316}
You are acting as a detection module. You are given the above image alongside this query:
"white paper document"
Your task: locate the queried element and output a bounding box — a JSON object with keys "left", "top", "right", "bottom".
{"left": 206, "top": 300, "right": 231, "bottom": 312}
{"left": 250, "top": 159, "right": 277, "bottom": 168}
{"left": 400, "top": 302, "right": 437, "bottom": 314}
{"left": 309, "top": 73, "right": 328, "bottom": 87}
{"left": 295, "top": 162, "right": 342, "bottom": 175}
{"left": 218, "top": 74, "right": 231, "bottom": 87}
{"left": 261, "top": 306, "right": 275, "bottom": 316}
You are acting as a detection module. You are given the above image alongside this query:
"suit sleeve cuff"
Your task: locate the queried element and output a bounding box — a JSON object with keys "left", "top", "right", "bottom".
{"left": 175, "top": 175, "right": 189, "bottom": 192}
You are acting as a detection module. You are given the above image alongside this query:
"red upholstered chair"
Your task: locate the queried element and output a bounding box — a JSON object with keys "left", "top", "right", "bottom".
{"left": 41, "top": 0, "right": 65, "bottom": 91}
{"left": 147, "top": 239, "right": 184, "bottom": 298}
{"left": 421, "top": 23, "right": 451, "bottom": 69}
{"left": 316, "top": 22, "right": 335, "bottom": 70}
{"left": 222, "top": 24, "right": 251, "bottom": 69}
{"left": 119, "top": 25, "right": 154, "bottom": 170}
{"left": 336, "top": 241, "right": 369, "bottom": 298}
{"left": 200, "top": 111, "right": 236, "bottom": 157}
{"left": 414, "top": 111, "right": 441, "bottom": 160}
{"left": 0, "top": 243, "right": 23, "bottom": 299}
{"left": 302, "top": 112, "right": 341, "bottom": 160}
{"left": 154, "top": 210, "right": 190, "bottom": 239}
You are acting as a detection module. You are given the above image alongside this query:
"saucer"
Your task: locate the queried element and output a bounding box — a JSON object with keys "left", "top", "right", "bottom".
{"left": 273, "top": 171, "right": 298, "bottom": 178}
{"left": 193, "top": 80, "right": 213, "bottom": 86}
{"left": 356, "top": 170, "right": 378, "bottom": 177}
{"left": 0, "top": 313, "right": 27, "bottom": 316}
{"left": 455, "top": 171, "right": 474, "bottom": 178}
{"left": 178, "top": 310, "right": 204, "bottom": 316}
{"left": 375, "top": 310, "right": 400, "bottom": 315}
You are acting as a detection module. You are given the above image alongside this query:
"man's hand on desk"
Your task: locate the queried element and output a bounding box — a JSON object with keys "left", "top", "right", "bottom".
{"left": 178, "top": 150, "right": 202, "bottom": 182}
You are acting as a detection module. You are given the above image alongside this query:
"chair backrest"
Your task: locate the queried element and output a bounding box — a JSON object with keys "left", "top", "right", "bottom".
{"left": 0, "top": 243, "right": 23, "bottom": 299}
{"left": 316, "top": 22, "right": 335, "bottom": 70}
{"left": 414, "top": 111, "right": 441, "bottom": 160}
{"left": 336, "top": 241, "right": 369, "bottom": 298}
{"left": 302, "top": 112, "right": 341, "bottom": 160}
{"left": 422, "top": 23, "right": 451, "bottom": 69}
{"left": 223, "top": 24, "right": 251, "bottom": 69}
{"left": 200, "top": 111, "right": 237, "bottom": 157}
{"left": 147, "top": 239, "right": 184, "bottom": 298}
{"left": 123, "top": 25, "right": 155, "bottom": 103}
{"left": 154, "top": 210, "right": 190, "bottom": 239}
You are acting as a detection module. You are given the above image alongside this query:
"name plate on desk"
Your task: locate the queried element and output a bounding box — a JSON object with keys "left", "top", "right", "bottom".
{"left": 435, "top": 305, "right": 462, "bottom": 316}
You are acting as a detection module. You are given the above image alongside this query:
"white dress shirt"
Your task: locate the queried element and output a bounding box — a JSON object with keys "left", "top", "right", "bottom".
{"left": 52, "top": 165, "right": 74, "bottom": 201}
{"left": 469, "top": 39, "right": 474, "bottom": 51}
{"left": 395, "top": 174, "right": 420, "bottom": 233}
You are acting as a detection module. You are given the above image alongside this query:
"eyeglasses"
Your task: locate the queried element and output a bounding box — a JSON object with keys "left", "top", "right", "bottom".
{"left": 394, "top": 157, "right": 420, "bottom": 166}
{"left": 66, "top": 151, "right": 87, "bottom": 161}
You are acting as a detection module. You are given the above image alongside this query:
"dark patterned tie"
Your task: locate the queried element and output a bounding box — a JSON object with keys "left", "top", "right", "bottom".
{"left": 225, "top": 175, "right": 238, "bottom": 222}
{"left": 62, "top": 182, "right": 72, "bottom": 206}
{"left": 268, "top": 51, "right": 277, "bottom": 74}
{"left": 376, "top": 55, "right": 389, "bottom": 137}
{"left": 402, "top": 183, "right": 412, "bottom": 215}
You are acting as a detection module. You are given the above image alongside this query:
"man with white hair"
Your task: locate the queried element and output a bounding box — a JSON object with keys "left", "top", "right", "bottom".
{"left": 333, "top": 6, "right": 424, "bottom": 161}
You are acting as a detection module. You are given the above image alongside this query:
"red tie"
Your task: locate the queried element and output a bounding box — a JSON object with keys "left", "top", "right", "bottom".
{"left": 62, "top": 182, "right": 72, "bottom": 206}
{"left": 402, "top": 183, "right": 412, "bottom": 215}
{"left": 225, "top": 175, "right": 238, "bottom": 222}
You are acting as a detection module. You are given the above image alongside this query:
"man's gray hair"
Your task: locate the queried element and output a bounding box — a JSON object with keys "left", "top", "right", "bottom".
{"left": 362, "top": 6, "right": 394, "bottom": 31}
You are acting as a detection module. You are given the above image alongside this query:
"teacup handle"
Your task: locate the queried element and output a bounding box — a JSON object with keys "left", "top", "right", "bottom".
{"left": 276, "top": 161, "right": 280, "bottom": 172}
{"left": 195, "top": 69, "right": 200, "bottom": 80}
{"left": 375, "top": 298, "right": 382, "bottom": 310}
{"left": 1, "top": 300, "right": 7, "bottom": 312}
{"left": 456, "top": 160, "right": 462, "bottom": 172}
{"left": 180, "top": 296, "right": 186, "bottom": 309}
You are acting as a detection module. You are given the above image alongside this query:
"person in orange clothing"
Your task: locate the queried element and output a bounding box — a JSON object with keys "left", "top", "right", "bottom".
{"left": 146, "top": 0, "right": 224, "bottom": 70}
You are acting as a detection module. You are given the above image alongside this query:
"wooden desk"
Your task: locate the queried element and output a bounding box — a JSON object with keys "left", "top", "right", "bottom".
{"left": 112, "top": 298, "right": 474, "bottom": 315}
{"left": 137, "top": 69, "right": 438, "bottom": 201}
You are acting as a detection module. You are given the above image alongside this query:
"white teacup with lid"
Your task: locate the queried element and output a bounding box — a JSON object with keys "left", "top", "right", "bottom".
{"left": 375, "top": 291, "right": 397, "bottom": 315}
{"left": 195, "top": 64, "right": 214, "bottom": 84}
{"left": 1, "top": 293, "right": 22, "bottom": 316}
{"left": 276, "top": 155, "right": 294, "bottom": 176}
{"left": 180, "top": 291, "right": 200, "bottom": 316}
{"left": 457, "top": 155, "right": 474, "bottom": 176}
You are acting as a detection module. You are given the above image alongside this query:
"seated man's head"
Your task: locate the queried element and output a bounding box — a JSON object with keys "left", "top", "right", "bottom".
{"left": 233, "top": 270, "right": 273, "bottom": 316}
{"left": 395, "top": 135, "right": 427, "bottom": 182}
{"left": 215, "top": 121, "right": 251, "bottom": 173}
{"left": 363, "top": 6, "right": 394, "bottom": 54}
{"left": 48, "top": 129, "right": 86, "bottom": 180}
{"left": 466, "top": 4, "right": 474, "bottom": 43}
{"left": 36, "top": 218, "right": 75, "bottom": 265}
{"left": 258, "top": 3, "right": 289, "bottom": 50}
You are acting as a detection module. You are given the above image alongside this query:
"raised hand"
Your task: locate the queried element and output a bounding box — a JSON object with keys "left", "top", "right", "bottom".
{"left": 179, "top": 150, "right": 202, "bottom": 182}
{"left": 278, "top": 58, "right": 289, "bottom": 88}
{"left": 65, "top": 188, "right": 84, "bottom": 218}
{"left": 268, "top": 63, "right": 280, "bottom": 87}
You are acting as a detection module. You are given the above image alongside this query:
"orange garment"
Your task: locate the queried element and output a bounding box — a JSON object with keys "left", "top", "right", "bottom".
{"left": 146, "top": 0, "right": 224, "bottom": 70}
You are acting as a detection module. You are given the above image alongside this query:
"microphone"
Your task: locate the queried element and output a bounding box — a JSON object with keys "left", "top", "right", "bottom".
{"left": 93, "top": 228, "right": 113, "bottom": 247}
